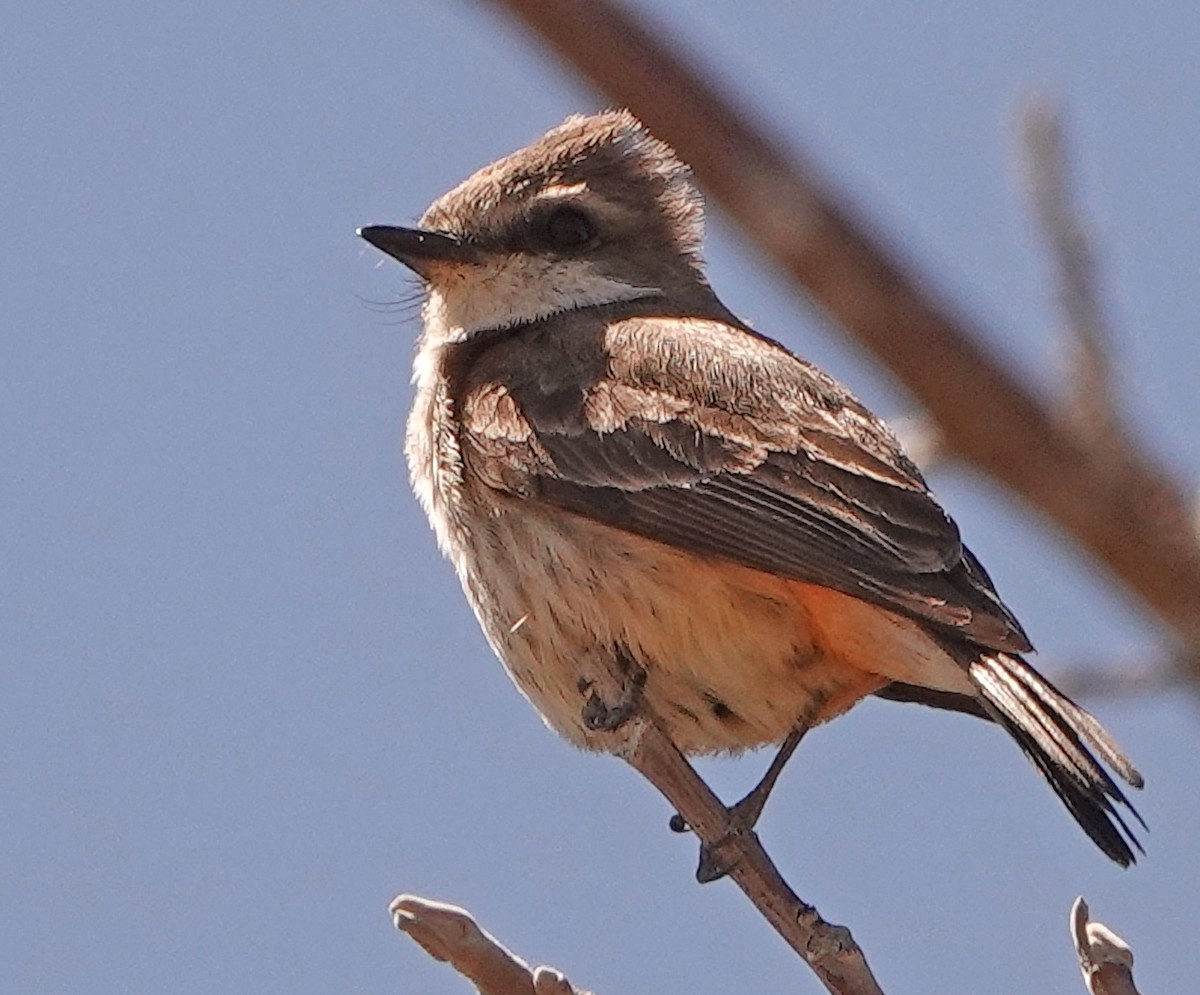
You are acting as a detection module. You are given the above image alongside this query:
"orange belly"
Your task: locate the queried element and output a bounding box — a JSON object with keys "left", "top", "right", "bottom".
{"left": 452, "top": 497, "right": 969, "bottom": 755}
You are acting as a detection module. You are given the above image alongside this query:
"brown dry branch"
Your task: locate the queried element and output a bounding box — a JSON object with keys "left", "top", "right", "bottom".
{"left": 487, "top": 0, "right": 1200, "bottom": 657}
{"left": 1071, "top": 897, "right": 1143, "bottom": 995}
{"left": 617, "top": 713, "right": 885, "bottom": 995}
{"left": 390, "top": 894, "right": 593, "bottom": 995}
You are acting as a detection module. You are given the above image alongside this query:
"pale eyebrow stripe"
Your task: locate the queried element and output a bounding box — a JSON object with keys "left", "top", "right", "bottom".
{"left": 531, "top": 181, "right": 589, "bottom": 201}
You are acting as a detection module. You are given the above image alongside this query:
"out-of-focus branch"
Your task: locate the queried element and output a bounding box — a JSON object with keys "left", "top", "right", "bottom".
{"left": 486, "top": 0, "right": 1200, "bottom": 664}
{"left": 1071, "top": 897, "right": 1142, "bottom": 995}
{"left": 390, "top": 895, "right": 592, "bottom": 995}
{"left": 1019, "top": 97, "right": 1122, "bottom": 451}
{"left": 889, "top": 413, "right": 949, "bottom": 473}
{"left": 1051, "top": 655, "right": 1189, "bottom": 703}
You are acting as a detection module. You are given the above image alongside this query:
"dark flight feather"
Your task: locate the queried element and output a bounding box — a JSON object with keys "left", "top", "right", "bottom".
{"left": 964, "top": 651, "right": 1144, "bottom": 866}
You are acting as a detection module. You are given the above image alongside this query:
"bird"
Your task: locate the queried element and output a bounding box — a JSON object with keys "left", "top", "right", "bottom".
{"left": 358, "top": 109, "right": 1144, "bottom": 868}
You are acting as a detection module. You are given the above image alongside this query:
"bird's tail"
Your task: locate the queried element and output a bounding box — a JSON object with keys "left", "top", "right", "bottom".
{"left": 968, "top": 652, "right": 1145, "bottom": 866}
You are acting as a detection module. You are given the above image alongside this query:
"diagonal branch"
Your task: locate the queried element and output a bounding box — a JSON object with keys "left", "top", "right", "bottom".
{"left": 391, "top": 894, "right": 593, "bottom": 995}
{"left": 615, "top": 714, "right": 885, "bottom": 995}
{"left": 486, "top": 0, "right": 1200, "bottom": 662}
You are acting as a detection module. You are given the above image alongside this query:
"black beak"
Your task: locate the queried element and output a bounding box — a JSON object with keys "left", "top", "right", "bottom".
{"left": 357, "top": 225, "right": 481, "bottom": 277}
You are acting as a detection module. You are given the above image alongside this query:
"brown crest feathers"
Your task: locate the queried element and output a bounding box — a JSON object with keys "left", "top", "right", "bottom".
{"left": 420, "top": 110, "right": 704, "bottom": 259}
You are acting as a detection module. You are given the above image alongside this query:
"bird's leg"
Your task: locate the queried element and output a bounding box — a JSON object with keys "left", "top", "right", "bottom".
{"left": 728, "top": 723, "right": 809, "bottom": 832}
{"left": 581, "top": 648, "right": 648, "bottom": 732}
{"left": 671, "top": 724, "right": 809, "bottom": 883}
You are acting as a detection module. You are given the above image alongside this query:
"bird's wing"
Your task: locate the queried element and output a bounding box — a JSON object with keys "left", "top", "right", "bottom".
{"left": 458, "top": 313, "right": 1030, "bottom": 653}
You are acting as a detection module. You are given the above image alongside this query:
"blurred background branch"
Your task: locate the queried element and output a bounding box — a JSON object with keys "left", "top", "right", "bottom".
{"left": 487, "top": 0, "right": 1200, "bottom": 674}
{"left": 1019, "top": 96, "right": 1122, "bottom": 450}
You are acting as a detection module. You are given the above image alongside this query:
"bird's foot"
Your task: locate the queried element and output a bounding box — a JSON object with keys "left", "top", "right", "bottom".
{"left": 669, "top": 725, "right": 808, "bottom": 883}
{"left": 580, "top": 663, "right": 647, "bottom": 732}
{"left": 669, "top": 790, "right": 766, "bottom": 883}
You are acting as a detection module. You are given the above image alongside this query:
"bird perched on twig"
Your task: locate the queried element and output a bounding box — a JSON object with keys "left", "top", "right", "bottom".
{"left": 359, "top": 110, "right": 1144, "bottom": 868}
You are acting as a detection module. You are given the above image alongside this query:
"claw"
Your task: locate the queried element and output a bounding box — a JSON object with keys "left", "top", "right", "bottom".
{"left": 580, "top": 661, "right": 647, "bottom": 732}
{"left": 683, "top": 725, "right": 808, "bottom": 883}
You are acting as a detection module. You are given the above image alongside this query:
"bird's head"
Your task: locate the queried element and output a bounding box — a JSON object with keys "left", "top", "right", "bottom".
{"left": 359, "top": 110, "right": 711, "bottom": 346}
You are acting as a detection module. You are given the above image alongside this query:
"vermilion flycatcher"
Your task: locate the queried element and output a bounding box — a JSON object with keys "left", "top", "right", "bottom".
{"left": 360, "top": 110, "right": 1143, "bottom": 866}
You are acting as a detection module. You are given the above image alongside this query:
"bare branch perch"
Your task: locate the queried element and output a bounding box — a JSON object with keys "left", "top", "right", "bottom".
{"left": 390, "top": 894, "right": 593, "bottom": 995}
{"left": 1071, "top": 897, "right": 1142, "bottom": 995}
{"left": 615, "top": 714, "right": 886, "bottom": 995}
{"left": 1019, "top": 97, "right": 1122, "bottom": 448}
{"left": 487, "top": 0, "right": 1200, "bottom": 660}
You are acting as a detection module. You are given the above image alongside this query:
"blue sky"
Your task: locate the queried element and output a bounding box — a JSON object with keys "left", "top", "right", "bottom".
{"left": 4, "top": 2, "right": 1197, "bottom": 992}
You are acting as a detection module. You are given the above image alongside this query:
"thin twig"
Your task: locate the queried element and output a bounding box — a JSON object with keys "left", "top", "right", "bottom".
{"left": 1071, "top": 897, "right": 1142, "bottom": 995}
{"left": 1019, "top": 97, "right": 1122, "bottom": 449}
{"left": 390, "top": 895, "right": 592, "bottom": 995}
{"left": 1051, "top": 658, "right": 1185, "bottom": 702}
{"left": 486, "top": 0, "right": 1200, "bottom": 657}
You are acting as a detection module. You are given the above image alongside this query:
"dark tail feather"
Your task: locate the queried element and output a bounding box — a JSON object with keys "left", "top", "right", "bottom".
{"left": 968, "top": 652, "right": 1145, "bottom": 867}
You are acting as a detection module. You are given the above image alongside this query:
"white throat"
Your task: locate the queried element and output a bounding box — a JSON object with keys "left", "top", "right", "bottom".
{"left": 421, "top": 255, "right": 659, "bottom": 348}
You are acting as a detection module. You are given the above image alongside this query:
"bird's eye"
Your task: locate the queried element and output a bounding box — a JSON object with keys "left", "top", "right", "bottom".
{"left": 540, "top": 207, "right": 595, "bottom": 250}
